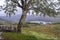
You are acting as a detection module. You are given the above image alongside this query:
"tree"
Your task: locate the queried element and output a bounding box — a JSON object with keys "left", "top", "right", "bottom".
{"left": 1, "top": 0, "right": 60, "bottom": 33}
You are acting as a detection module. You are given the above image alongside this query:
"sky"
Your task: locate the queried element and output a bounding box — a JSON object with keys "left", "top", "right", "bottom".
{"left": 0, "top": 0, "right": 5, "bottom": 6}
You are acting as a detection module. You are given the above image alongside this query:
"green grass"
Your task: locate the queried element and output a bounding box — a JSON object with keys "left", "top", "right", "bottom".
{"left": 2, "top": 32, "right": 38, "bottom": 40}
{"left": 2, "top": 31, "right": 57, "bottom": 40}
{"left": 2, "top": 24, "right": 60, "bottom": 40}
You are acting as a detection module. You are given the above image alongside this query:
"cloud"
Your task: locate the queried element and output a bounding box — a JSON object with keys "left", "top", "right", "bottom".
{"left": 0, "top": 0, "right": 5, "bottom": 6}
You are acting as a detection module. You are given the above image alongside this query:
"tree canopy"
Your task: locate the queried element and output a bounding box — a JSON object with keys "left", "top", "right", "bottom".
{"left": 0, "top": 0, "right": 60, "bottom": 17}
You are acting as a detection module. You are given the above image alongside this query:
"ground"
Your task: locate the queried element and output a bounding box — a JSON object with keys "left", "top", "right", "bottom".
{"left": 2, "top": 24, "right": 60, "bottom": 40}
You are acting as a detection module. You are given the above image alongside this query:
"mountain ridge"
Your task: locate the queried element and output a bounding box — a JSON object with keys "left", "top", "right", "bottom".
{"left": 0, "top": 14, "right": 60, "bottom": 23}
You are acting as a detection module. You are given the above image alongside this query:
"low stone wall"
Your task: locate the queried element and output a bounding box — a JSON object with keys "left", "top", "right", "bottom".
{"left": 0, "top": 25, "right": 17, "bottom": 32}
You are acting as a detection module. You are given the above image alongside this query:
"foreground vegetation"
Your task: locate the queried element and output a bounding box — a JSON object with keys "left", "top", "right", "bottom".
{"left": 2, "top": 24, "right": 60, "bottom": 40}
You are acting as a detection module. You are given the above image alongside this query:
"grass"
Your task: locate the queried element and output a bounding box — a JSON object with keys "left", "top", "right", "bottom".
{"left": 2, "top": 24, "right": 60, "bottom": 40}
{"left": 2, "top": 32, "right": 38, "bottom": 40}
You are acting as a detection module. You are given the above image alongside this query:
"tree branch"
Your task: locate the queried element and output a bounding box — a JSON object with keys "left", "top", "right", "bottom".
{"left": 21, "top": 0, "right": 24, "bottom": 5}
{"left": 11, "top": 0, "right": 23, "bottom": 8}
{"left": 17, "top": 3, "right": 23, "bottom": 8}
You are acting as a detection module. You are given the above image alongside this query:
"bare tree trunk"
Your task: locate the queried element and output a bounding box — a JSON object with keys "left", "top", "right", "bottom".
{"left": 17, "top": 10, "right": 26, "bottom": 33}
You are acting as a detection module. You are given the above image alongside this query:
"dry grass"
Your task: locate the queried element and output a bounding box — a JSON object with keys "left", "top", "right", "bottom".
{"left": 23, "top": 24, "right": 60, "bottom": 38}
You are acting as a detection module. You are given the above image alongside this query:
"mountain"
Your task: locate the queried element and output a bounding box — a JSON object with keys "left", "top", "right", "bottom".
{"left": 0, "top": 18, "right": 10, "bottom": 24}
{"left": 26, "top": 15, "right": 60, "bottom": 23}
{"left": 26, "top": 15, "right": 60, "bottom": 24}
{"left": 0, "top": 14, "right": 60, "bottom": 23}
{"left": 0, "top": 14, "right": 21, "bottom": 23}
